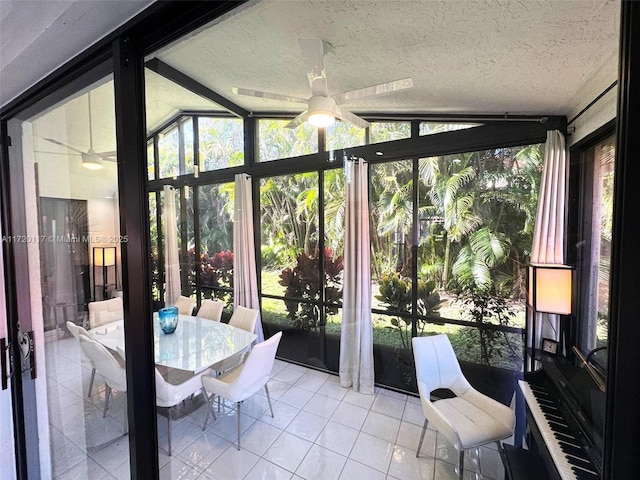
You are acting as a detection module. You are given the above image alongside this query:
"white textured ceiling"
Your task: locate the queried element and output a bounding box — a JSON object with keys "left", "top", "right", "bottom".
{"left": 152, "top": 0, "right": 620, "bottom": 122}
{"left": 0, "top": 0, "right": 155, "bottom": 108}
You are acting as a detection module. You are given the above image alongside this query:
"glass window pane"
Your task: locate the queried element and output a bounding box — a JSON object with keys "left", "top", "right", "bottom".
{"left": 181, "top": 117, "right": 194, "bottom": 175}
{"left": 198, "top": 183, "right": 234, "bottom": 307}
{"left": 260, "top": 172, "right": 319, "bottom": 328}
{"left": 147, "top": 140, "right": 155, "bottom": 180}
{"left": 198, "top": 117, "right": 244, "bottom": 170}
{"left": 326, "top": 121, "right": 366, "bottom": 151}
{"left": 369, "top": 121, "right": 411, "bottom": 143}
{"left": 158, "top": 124, "right": 179, "bottom": 178}
{"left": 419, "top": 122, "right": 481, "bottom": 136}
{"left": 324, "top": 168, "right": 345, "bottom": 307}
{"left": 258, "top": 118, "right": 318, "bottom": 162}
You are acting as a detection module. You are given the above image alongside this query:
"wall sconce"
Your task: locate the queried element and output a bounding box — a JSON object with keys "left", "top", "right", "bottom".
{"left": 527, "top": 264, "right": 573, "bottom": 365}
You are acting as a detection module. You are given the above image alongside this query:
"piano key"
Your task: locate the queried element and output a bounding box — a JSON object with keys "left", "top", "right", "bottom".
{"left": 520, "top": 379, "right": 598, "bottom": 480}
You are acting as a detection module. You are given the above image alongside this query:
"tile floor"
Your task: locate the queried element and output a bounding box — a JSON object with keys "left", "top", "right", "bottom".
{"left": 44, "top": 333, "right": 509, "bottom": 480}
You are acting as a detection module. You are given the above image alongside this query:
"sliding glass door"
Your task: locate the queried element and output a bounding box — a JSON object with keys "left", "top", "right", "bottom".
{"left": 2, "top": 68, "right": 130, "bottom": 478}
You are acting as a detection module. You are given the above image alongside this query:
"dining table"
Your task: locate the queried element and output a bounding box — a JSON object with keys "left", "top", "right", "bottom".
{"left": 89, "top": 313, "right": 256, "bottom": 373}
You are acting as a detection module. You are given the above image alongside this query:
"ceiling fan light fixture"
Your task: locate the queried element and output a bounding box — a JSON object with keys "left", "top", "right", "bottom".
{"left": 82, "top": 151, "right": 104, "bottom": 170}
{"left": 307, "top": 95, "right": 337, "bottom": 128}
{"left": 308, "top": 111, "right": 335, "bottom": 128}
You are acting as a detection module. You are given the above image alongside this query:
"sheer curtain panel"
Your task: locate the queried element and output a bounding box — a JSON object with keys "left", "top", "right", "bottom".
{"left": 163, "top": 185, "right": 181, "bottom": 306}
{"left": 529, "top": 130, "right": 567, "bottom": 348}
{"left": 233, "top": 174, "right": 264, "bottom": 342}
{"left": 339, "top": 158, "right": 374, "bottom": 394}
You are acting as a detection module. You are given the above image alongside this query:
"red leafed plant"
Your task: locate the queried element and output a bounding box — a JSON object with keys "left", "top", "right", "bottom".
{"left": 278, "top": 247, "right": 343, "bottom": 330}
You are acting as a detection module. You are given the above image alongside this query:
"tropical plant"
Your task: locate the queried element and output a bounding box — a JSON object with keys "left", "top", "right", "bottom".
{"left": 278, "top": 247, "right": 343, "bottom": 330}
{"left": 375, "top": 273, "right": 444, "bottom": 349}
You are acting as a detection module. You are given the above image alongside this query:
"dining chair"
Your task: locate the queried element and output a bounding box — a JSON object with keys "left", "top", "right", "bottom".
{"left": 215, "top": 305, "right": 260, "bottom": 373}
{"left": 79, "top": 335, "right": 127, "bottom": 419}
{"left": 88, "top": 297, "right": 123, "bottom": 329}
{"left": 155, "top": 366, "right": 207, "bottom": 456}
{"left": 196, "top": 299, "right": 225, "bottom": 322}
{"left": 174, "top": 295, "right": 196, "bottom": 316}
{"left": 412, "top": 334, "right": 515, "bottom": 479}
{"left": 201, "top": 331, "right": 282, "bottom": 450}
{"left": 67, "top": 321, "right": 100, "bottom": 397}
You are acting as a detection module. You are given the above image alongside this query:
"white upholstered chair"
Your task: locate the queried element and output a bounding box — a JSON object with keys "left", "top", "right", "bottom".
{"left": 155, "top": 367, "right": 206, "bottom": 456}
{"left": 88, "top": 297, "right": 123, "bottom": 329}
{"left": 67, "top": 321, "right": 100, "bottom": 396}
{"left": 196, "top": 299, "right": 225, "bottom": 322}
{"left": 201, "top": 331, "right": 282, "bottom": 450}
{"left": 174, "top": 295, "right": 196, "bottom": 316}
{"left": 214, "top": 306, "right": 259, "bottom": 373}
{"left": 412, "top": 334, "right": 515, "bottom": 479}
{"left": 79, "top": 335, "right": 127, "bottom": 419}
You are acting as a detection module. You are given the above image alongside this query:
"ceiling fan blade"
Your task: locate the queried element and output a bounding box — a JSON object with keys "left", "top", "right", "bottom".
{"left": 232, "top": 87, "right": 307, "bottom": 104}
{"left": 335, "top": 106, "right": 370, "bottom": 129}
{"left": 299, "top": 38, "right": 329, "bottom": 97}
{"left": 333, "top": 77, "right": 413, "bottom": 105}
{"left": 43, "top": 137, "right": 86, "bottom": 155}
{"left": 35, "top": 151, "right": 81, "bottom": 156}
{"left": 285, "top": 110, "right": 310, "bottom": 129}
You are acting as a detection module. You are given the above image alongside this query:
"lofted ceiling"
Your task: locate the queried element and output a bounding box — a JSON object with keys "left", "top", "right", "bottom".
{"left": 1, "top": 0, "right": 621, "bottom": 196}
{"left": 149, "top": 0, "right": 620, "bottom": 129}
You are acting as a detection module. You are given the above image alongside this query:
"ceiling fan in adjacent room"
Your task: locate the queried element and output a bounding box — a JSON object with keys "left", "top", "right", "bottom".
{"left": 232, "top": 38, "right": 413, "bottom": 129}
{"left": 40, "top": 91, "right": 116, "bottom": 170}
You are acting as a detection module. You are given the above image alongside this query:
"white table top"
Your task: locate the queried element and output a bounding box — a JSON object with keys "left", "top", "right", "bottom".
{"left": 90, "top": 314, "right": 256, "bottom": 373}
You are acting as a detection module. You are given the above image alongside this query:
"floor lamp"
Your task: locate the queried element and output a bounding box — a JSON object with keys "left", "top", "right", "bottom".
{"left": 527, "top": 264, "right": 573, "bottom": 370}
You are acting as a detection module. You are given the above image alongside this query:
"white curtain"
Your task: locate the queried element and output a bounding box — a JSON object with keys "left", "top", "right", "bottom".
{"left": 529, "top": 130, "right": 567, "bottom": 347}
{"left": 340, "top": 158, "right": 374, "bottom": 394}
{"left": 163, "top": 185, "right": 181, "bottom": 306}
{"left": 233, "top": 173, "right": 264, "bottom": 342}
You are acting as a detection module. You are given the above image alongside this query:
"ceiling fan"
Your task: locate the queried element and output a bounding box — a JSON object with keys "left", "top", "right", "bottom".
{"left": 232, "top": 38, "right": 413, "bottom": 129}
{"left": 41, "top": 91, "right": 116, "bottom": 170}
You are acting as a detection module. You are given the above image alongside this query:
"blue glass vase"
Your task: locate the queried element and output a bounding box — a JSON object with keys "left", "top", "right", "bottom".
{"left": 159, "top": 306, "right": 179, "bottom": 334}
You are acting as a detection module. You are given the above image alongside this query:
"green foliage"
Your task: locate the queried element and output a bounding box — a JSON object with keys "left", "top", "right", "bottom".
{"left": 278, "top": 247, "right": 343, "bottom": 330}
{"left": 456, "top": 285, "right": 520, "bottom": 365}
{"left": 375, "top": 273, "right": 444, "bottom": 349}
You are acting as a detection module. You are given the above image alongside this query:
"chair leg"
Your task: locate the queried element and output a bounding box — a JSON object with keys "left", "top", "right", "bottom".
{"left": 203, "top": 392, "right": 217, "bottom": 431}
{"left": 265, "top": 384, "right": 274, "bottom": 418}
{"left": 103, "top": 385, "right": 112, "bottom": 418}
{"left": 416, "top": 419, "right": 428, "bottom": 458}
{"left": 167, "top": 407, "right": 172, "bottom": 456}
{"left": 88, "top": 367, "right": 96, "bottom": 397}
{"left": 236, "top": 401, "right": 241, "bottom": 450}
{"left": 458, "top": 450, "right": 464, "bottom": 480}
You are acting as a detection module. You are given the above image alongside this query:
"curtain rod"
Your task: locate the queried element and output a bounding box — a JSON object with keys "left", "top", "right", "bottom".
{"left": 567, "top": 81, "right": 617, "bottom": 126}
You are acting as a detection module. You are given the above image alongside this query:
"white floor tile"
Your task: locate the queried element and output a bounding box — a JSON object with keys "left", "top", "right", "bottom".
{"left": 259, "top": 401, "right": 300, "bottom": 430}
{"left": 159, "top": 456, "right": 201, "bottom": 480}
{"left": 338, "top": 459, "right": 387, "bottom": 480}
{"left": 315, "top": 380, "right": 349, "bottom": 401}
{"left": 315, "top": 421, "right": 359, "bottom": 456}
{"left": 294, "top": 372, "right": 328, "bottom": 392}
{"left": 361, "top": 410, "right": 401, "bottom": 443}
{"left": 397, "top": 421, "right": 436, "bottom": 458}
{"left": 178, "top": 430, "right": 231, "bottom": 471}
{"left": 201, "top": 446, "right": 260, "bottom": 480}
{"left": 239, "top": 420, "right": 283, "bottom": 456}
{"left": 278, "top": 386, "right": 315, "bottom": 409}
{"left": 301, "top": 393, "right": 341, "bottom": 419}
{"left": 342, "top": 389, "right": 375, "bottom": 409}
{"left": 295, "top": 444, "right": 347, "bottom": 480}
{"left": 348, "top": 432, "right": 393, "bottom": 473}
{"left": 244, "top": 458, "right": 293, "bottom": 480}
{"left": 387, "top": 444, "right": 435, "bottom": 480}
{"left": 371, "top": 393, "right": 406, "bottom": 420}
{"left": 285, "top": 410, "right": 328, "bottom": 442}
{"left": 263, "top": 431, "right": 313, "bottom": 473}
{"left": 330, "top": 401, "right": 369, "bottom": 430}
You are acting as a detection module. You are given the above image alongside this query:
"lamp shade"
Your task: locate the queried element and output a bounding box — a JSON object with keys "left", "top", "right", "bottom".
{"left": 528, "top": 264, "right": 573, "bottom": 315}
{"left": 94, "top": 247, "right": 116, "bottom": 267}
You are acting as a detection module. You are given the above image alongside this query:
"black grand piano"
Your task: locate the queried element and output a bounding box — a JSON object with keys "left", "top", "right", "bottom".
{"left": 505, "top": 348, "right": 606, "bottom": 480}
